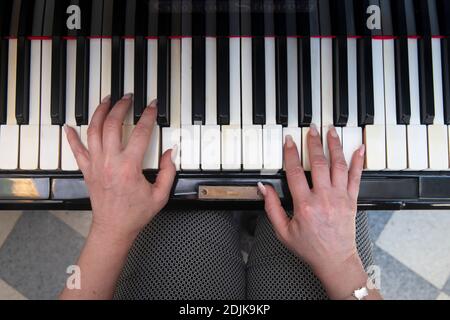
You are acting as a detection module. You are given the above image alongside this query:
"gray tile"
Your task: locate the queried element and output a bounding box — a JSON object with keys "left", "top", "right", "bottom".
{"left": 0, "top": 211, "right": 85, "bottom": 300}
{"left": 442, "top": 276, "right": 450, "bottom": 296}
{"left": 367, "top": 211, "right": 393, "bottom": 242}
{"left": 373, "top": 245, "right": 440, "bottom": 300}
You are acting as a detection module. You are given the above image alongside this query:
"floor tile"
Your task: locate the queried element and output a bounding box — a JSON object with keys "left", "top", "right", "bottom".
{"left": 0, "top": 211, "right": 22, "bottom": 249}
{"left": 436, "top": 292, "right": 450, "bottom": 300}
{"left": 0, "top": 211, "right": 85, "bottom": 300}
{"left": 442, "top": 276, "right": 450, "bottom": 296}
{"left": 51, "top": 211, "right": 92, "bottom": 238}
{"left": 0, "top": 278, "right": 27, "bottom": 300}
{"left": 372, "top": 245, "right": 439, "bottom": 300}
{"left": 376, "top": 211, "right": 450, "bottom": 289}
{"left": 367, "top": 211, "right": 393, "bottom": 242}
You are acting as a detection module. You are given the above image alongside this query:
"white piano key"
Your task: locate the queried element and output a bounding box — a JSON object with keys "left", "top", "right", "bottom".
{"left": 147, "top": 39, "right": 158, "bottom": 104}
{"left": 181, "top": 38, "right": 192, "bottom": 125}
{"left": 310, "top": 38, "right": 321, "bottom": 128}
{"left": 62, "top": 39, "right": 79, "bottom": 171}
{"left": 0, "top": 125, "right": 19, "bottom": 169}
{"left": 432, "top": 38, "right": 444, "bottom": 125}
{"left": 221, "top": 125, "right": 241, "bottom": 170}
{"left": 242, "top": 125, "right": 263, "bottom": 170}
{"left": 201, "top": 38, "right": 220, "bottom": 171}
{"left": 181, "top": 125, "right": 200, "bottom": 170}
{"left": 347, "top": 38, "right": 358, "bottom": 127}
{"left": 282, "top": 127, "right": 301, "bottom": 158}
{"left": 407, "top": 125, "right": 428, "bottom": 170}
{"left": 20, "top": 40, "right": 41, "bottom": 170}
{"left": 372, "top": 39, "right": 385, "bottom": 125}
{"left": 61, "top": 125, "right": 80, "bottom": 171}
{"left": 170, "top": 39, "right": 181, "bottom": 128}
{"left": 323, "top": 126, "right": 342, "bottom": 162}
{"left": 241, "top": 38, "right": 252, "bottom": 126}
{"left": 124, "top": 39, "right": 134, "bottom": 125}
{"left": 221, "top": 38, "right": 241, "bottom": 170}
{"left": 146, "top": 39, "right": 159, "bottom": 170}
{"left": 162, "top": 127, "right": 180, "bottom": 170}
{"left": 0, "top": 39, "right": 19, "bottom": 169}
{"left": 201, "top": 125, "right": 221, "bottom": 171}
{"left": 40, "top": 40, "right": 60, "bottom": 170}
{"left": 408, "top": 39, "right": 421, "bottom": 125}
{"left": 384, "top": 39, "right": 407, "bottom": 170}
{"left": 301, "top": 127, "right": 321, "bottom": 171}
{"left": 321, "top": 38, "right": 333, "bottom": 128}
{"left": 287, "top": 38, "right": 298, "bottom": 127}
{"left": 364, "top": 125, "right": 386, "bottom": 170}
{"left": 342, "top": 126, "right": 362, "bottom": 166}
{"left": 263, "top": 124, "right": 283, "bottom": 170}
{"left": 101, "top": 38, "right": 112, "bottom": 101}
{"left": 265, "top": 38, "right": 276, "bottom": 125}
{"left": 428, "top": 124, "right": 449, "bottom": 170}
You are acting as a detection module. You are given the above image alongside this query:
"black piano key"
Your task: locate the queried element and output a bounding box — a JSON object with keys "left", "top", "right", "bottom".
{"left": 156, "top": 36, "right": 170, "bottom": 127}
{"left": 252, "top": 37, "right": 266, "bottom": 125}
{"left": 251, "top": 0, "right": 265, "bottom": 37}
{"left": 110, "top": 36, "right": 124, "bottom": 106}
{"left": 418, "top": 38, "right": 435, "bottom": 124}
{"left": 319, "top": 0, "right": 332, "bottom": 37}
{"left": 357, "top": 37, "right": 374, "bottom": 126}
{"left": 217, "top": 37, "right": 230, "bottom": 125}
{"left": 333, "top": 37, "right": 349, "bottom": 126}
{"left": 75, "top": 37, "right": 90, "bottom": 126}
{"left": 15, "top": 37, "right": 31, "bottom": 125}
{"left": 146, "top": 0, "right": 157, "bottom": 37}
{"left": 134, "top": 36, "right": 147, "bottom": 124}
{"left": 31, "top": 0, "right": 46, "bottom": 37}
{"left": 441, "top": 37, "right": 450, "bottom": 124}
{"left": 91, "top": 0, "right": 104, "bottom": 37}
{"left": 394, "top": 37, "right": 411, "bottom": 125}
{"left": 50, "top": 36, "right": 67, "bottom": 125}
{"left": 275, "top": 37, "right": 288, "bottom": 126}
{"left": 192, "top": 36, "right": 205, "bottom": 124}
{"left": 0, "top": 39, "right": 8, "bottom": 124}
{"left": 298, "top": 38, "right": 312, "bottom": 126}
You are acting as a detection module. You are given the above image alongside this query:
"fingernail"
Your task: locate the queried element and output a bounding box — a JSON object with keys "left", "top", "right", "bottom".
{"left": 309, "top": 123, "right": 319, "bottom": 136}
{"left": 329, "top": 125, "right": 338, "bottom": 138}
{"left": 148, "top": 99, "right": 157, "bottom": 108}
{"left": 171, "top": 144, "right": 179, "bottom": 164}
{"left": 257, "top": 182, "right": 267, "bottom": 197}
{"left": 285, "top": 134, "right": 295, "bottom": 148}
{"left": 101, "top": 95, "right": 111, "bottom": 103}
{"left": 63, "top": 124, "right": 69, "bottom": 135}
{"left": 122, "top": 93, "right": 133, "bottom": 100}
{"left": 358, "top": 144, "right": 366, "bottom": 157}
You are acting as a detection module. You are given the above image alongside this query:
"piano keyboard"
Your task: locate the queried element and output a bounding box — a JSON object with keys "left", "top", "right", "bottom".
{"left": 1, "top": 0, "right": 450, "bottom": 174}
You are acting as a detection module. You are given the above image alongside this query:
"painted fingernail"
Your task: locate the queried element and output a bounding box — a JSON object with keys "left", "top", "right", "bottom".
{"left": 171, "top": 144, "right": 179, "bottom": 165}
{"left": 309, "top": 123, "right": 319, "bottom": 136}
{"left": 285, "top": 134, "right": 295, "bottom": 148}
{"left": 148, "top": 99, "right": 157, "bottom": 108}
{"left": 257, "top": 182, "right": 267, "bottom": 197}
{"left": 329, "top": 125, "right": 338, "bottom": 138}
{"left": 358, "top": 144, "right": 366, "bottom": 157}
{"left": 101, "top": 95, "right": 111, "bottom": 103}
{"left": 122, "top": 93, "right": 133, "bottom": 100}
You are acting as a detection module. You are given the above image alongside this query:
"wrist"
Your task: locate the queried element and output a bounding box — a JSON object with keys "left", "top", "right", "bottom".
{"left": 314, "top": 253, "right": 369, "bottom": 300}
{"left": 89, "top": 219, "right": 139, "bottom": 248}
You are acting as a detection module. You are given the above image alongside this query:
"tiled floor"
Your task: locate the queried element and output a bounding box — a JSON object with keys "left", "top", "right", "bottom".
{"left": 0, "top": 210, "right": 449, "bottom": 300}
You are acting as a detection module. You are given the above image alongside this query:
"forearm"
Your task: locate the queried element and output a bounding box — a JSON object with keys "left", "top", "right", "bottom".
{"left": 59, "top": 224, "right": 136, "bottom": 300}
{"left": 315, "top": 253, "right": 383, "bottom": 300}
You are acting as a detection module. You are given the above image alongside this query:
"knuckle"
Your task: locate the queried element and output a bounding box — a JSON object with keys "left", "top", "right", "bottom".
{"left": 133, "top": 123, "right": 152, "bottom": 138}
{"left": 103, "top": 118, "right": 121, "bottom": 132}
{"left": 333, "top": 159, "right": 348, "bottom": 171}
{"left": 285, "top": 166, "right": 304, "bottom": 179}
{"left": 311, "top": 156, "right": 328, "bottom": 168}
{"left": 86, "top": 126, "right": 99, "bottom": 139}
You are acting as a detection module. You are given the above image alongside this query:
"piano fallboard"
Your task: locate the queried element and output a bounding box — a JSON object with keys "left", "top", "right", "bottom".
{"left": 1, "top": 171, "right": 450, "bottom": 211}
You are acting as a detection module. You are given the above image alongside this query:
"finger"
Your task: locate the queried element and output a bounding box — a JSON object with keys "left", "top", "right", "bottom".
{"left": 348, "top": 145, "right": 365, "bottom": 201}
{"left": 102, "top": 93, "right": 133, "bottom": 154}
{"left": 284, "top": 135, "right": 311, "bottom": 202}
{"left": 64, "top": 125, "right": 89, "bottom": 172}
{"left": 125, "top": 100, "right": 157, "bottom": 161}
{"left": 152, "top": 148, "right": 177, "bottom": 204}
{"left": 307, "top": 124, "right": 331, "bottom": 189}
{"left": 87, "top": 95, "right": 111, "bottom": 153}
{"left": 327, "top": 126, "right": 348, "bottom": 189}
{"left": 258, "top": 183, "right": 290, "bottom": 241}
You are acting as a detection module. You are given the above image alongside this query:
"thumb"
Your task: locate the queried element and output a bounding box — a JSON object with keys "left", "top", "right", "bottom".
{"left": 153, "top": 148, "right": 177, "bottom": 204}
{"left": 258, "top": 182, "right": 290, "bottom": 240}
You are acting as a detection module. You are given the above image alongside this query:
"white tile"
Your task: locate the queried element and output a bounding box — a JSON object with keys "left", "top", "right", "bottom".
{"left": 437, "top": 292, "right": 450, "bottom": 300}
{"left": 0, "top": 278, "right": 27, "bottom": 300}
{"left": 0, "top": 211, "right": 22, "bottom": 248}
{"left": 376, "top": 211, "right": 450, "bottom": 289}
{"left": 51, "top": 211, "right": 92, "bottom": 238}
